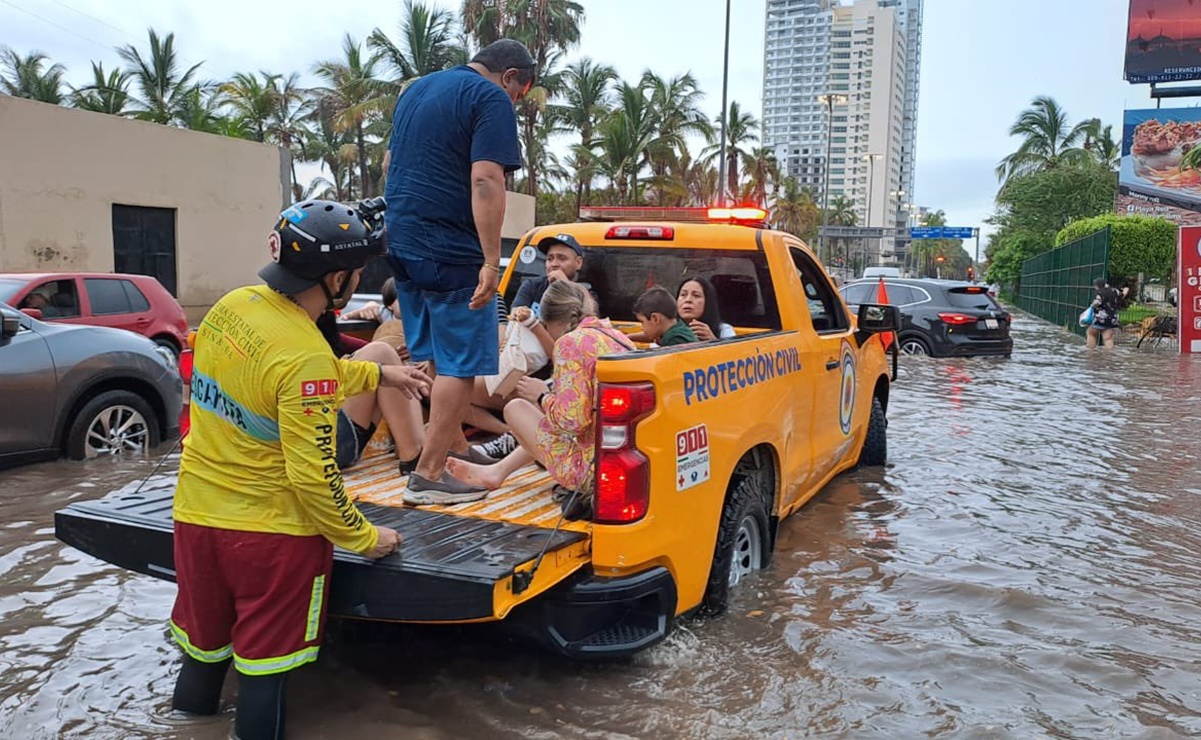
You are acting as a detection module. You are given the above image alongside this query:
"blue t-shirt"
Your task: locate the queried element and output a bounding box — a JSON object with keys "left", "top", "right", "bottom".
{"left": 385, "top": 66, "right": 522, "bottom": 265}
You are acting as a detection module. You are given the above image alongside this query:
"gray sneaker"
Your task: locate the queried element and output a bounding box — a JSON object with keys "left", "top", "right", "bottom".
{"left": 403, "top": 471, "right": 488, "bottom": 506}
{"left": 472, "top": 432, "right": 517, "bottom": 461}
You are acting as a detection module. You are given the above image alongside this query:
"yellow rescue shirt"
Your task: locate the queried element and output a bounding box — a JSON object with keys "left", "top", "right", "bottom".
{"left": 174, "top": 285, "right": 382, "bottom": 554}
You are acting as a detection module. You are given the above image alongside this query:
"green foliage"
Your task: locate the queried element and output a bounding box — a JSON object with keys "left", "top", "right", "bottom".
{"left": 1054, "top": 213, "right": 1176, "bottom": 283}
{"left": 535, "top": 190, "right": 578, "bottom": 226}
{"left": 983, "top": 162, "right": 1117, "bottom": 284}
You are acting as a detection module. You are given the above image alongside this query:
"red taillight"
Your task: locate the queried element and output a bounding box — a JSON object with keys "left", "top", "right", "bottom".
{"left": 595, "top": 382, "right": 655, "bottom": 524}
{"left": 179, "top": 348, "right": 194, "bottom": 439}
{"left": 708, "top": 206, "right": 769, "bottom": 222}
{"left": 604, "top": 225, "right": 674, "bottom": 240}
{"left": 938, "top": 312, "right": 976, "bottom": 325}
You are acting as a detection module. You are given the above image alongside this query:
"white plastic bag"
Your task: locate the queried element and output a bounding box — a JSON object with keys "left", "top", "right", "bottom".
{"left": 483, "top": 322, "right": 548, "bottom": 397}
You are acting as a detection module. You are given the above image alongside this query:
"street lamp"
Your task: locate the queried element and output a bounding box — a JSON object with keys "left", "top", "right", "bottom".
{"left": 861, "top": 153, "right": 882, "bottom": 271}
{"left": 716, "top": 0, "right": 732, "bottom": 206}
{"left": 817, "top": 93, "right": 847, "bottom": 264}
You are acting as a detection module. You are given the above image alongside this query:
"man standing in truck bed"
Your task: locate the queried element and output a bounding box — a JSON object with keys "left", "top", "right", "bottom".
{"left": 384, "top": 38, "right": 532, "bottom": 504}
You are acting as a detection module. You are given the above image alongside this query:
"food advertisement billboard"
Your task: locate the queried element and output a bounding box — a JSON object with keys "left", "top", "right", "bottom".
{"left": 1125, "top": 0, "right": 1201, "bottom": 84}
{"left": 1117, "top": 108, "right": 1201, "bottom": 227}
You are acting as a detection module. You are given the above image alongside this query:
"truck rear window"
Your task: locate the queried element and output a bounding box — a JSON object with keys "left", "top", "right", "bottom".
{"left": 505, "top": 247, "right": 781, "bottom": 330}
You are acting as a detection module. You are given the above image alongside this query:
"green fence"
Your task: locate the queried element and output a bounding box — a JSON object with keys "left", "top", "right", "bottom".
{"left": 1018, "top": 227, "right": 1111, "bottom": 336}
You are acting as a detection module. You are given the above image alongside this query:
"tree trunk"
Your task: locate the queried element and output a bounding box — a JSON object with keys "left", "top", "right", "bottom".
{"left": 355, "top": 125, "right": 370, "bottom": 198}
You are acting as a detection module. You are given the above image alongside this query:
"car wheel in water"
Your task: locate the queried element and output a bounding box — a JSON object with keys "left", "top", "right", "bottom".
{"left": 66, "top": 390, "right": 160, "bottom": 460}
{"left": 900, "top": 337, "right": 930, "bottom": 355}
{"left": 702, "top": 476, "right": 770, "bottom": 615}
{"left": 856, "top": 397, "right": 887, "bottom": 467}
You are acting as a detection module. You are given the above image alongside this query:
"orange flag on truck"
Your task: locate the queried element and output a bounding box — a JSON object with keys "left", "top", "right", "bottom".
{"left": 876, "top": 277, "right": 893, "bottom": 350}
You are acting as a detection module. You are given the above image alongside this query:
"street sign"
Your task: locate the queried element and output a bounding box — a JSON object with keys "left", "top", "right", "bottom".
{"left": 818, "top": 226, "right": 898, "bottom": 239}
{"left": 908, "top": 226, "right": 977, "bottom": 240}
{"left": 1179, "top": 226, "right": 1201, "bottom": 355}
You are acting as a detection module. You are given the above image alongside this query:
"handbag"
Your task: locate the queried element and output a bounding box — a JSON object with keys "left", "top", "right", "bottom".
{"left": 484, "top": 322, "right": 548, "bottom": 397}
{"left": 1078, "top": 305, "right": 1094, "bottom": 327}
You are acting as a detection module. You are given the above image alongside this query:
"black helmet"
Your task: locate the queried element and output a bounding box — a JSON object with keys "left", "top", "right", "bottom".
{"left": 259, "top": 197, "right": 386, "bottom": 296}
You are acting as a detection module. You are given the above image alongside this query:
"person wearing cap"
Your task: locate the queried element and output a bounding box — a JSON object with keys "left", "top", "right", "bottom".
{"left": 168, "top": 198, "right": 432, "bottom": 740}
{"left": 509, "top": 233, "right": 589, "bottom": 358}
{"left": 384, "top": 38, "right": 534, "bottom": 504}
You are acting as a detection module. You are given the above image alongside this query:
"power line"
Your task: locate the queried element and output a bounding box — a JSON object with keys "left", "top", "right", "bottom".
{"left": 0, "top": 0, "right": 111, "bottom": 52}
{"left": 47, "top": 0, "right": 137, "bottom": 41}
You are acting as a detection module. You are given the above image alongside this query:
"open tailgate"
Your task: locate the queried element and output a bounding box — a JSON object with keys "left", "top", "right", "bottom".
{"left": 55, "top": 453, "right": 592, "bottom": 623}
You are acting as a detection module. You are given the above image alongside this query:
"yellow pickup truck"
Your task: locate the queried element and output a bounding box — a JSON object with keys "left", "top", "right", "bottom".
{"left": 55, "top": 207, "right": 897, "bottom": 660}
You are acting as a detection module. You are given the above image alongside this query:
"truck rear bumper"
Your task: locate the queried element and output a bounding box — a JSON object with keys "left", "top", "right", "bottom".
{"left": 510, "top": 567, "right": 678, "bottom": 660}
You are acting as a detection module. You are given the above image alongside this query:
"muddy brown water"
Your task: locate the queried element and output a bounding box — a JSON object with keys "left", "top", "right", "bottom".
{"left": 2, "top": 316, "right": 1200, "bottom": 739}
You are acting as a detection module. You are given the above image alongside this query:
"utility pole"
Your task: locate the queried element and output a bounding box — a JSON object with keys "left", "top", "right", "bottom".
{"left": 862, "top": 153, "right": 881, "bottom": 273}
{"left": 717, "top": 0, "right": 732, "bottom": 206}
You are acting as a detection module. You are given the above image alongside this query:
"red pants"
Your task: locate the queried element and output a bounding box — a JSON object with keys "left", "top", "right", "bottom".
{"left": 170, "top": 522, "right": 333, "bottom": 675}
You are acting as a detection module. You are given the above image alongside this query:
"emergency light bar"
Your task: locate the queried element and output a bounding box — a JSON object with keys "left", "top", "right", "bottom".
{"left": 579, "top": 205, "right": 770, "bottom": 225}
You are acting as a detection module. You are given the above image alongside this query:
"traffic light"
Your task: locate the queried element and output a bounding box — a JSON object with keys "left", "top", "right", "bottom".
{"left": 936, "top": 255, "right": 945, "bottom": 263}
{"left": 967, "top": 266, "right": 975, "bottom": 281}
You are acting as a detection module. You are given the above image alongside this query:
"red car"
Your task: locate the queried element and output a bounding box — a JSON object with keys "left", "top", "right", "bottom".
{"left": 0, "top": 272, "right": 189, "bottom": 355}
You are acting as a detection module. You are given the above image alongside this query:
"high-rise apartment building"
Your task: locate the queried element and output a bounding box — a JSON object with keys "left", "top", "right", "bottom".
{"left": 762, "top": 0, "right": 923, "bottom": 264}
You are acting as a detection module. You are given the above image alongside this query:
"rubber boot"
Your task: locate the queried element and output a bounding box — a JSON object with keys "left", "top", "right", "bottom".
{"left": 172, "top": 655, "right": 231, "bottom": 715}
{"left": 234, "top": 672, "right": 288, "bottom": 740}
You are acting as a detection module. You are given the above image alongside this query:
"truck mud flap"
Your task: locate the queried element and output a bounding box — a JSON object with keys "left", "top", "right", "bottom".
{"left": 55, "top": 489, "right": 587, "bottom": 622}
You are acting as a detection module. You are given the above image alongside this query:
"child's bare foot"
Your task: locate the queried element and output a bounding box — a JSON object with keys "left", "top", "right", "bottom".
{"left": 445, "top": 457, "right": 508, "bottom": 490}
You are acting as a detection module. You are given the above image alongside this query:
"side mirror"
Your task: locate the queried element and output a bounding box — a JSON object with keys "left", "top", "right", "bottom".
{"left": 2, "top": 312, "right": 21, "bottom": 339}
{"left": 857, "top": 303, "right": 899, "bottom": 333}
{"left": 19, "top": 307, "right": 43, "bottom": 320}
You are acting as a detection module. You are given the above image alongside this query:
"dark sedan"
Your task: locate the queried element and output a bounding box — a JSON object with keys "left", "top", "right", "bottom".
{"left": 0, "top": 302, "right": 182, "bottom": 469}
{"left": 841, "top": 278, "right": 1012, "bottom": 357}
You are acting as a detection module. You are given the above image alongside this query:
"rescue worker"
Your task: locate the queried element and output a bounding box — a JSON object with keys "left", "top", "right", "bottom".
{"left": 169, "top": 198, "right": 431, "bottom": 740}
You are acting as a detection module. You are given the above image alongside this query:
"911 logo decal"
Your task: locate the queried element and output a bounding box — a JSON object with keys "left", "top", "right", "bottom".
{"left": 839, "top": 341, "right": 856, "bottom": 436}
{"left": 301, "top": 379, "right": 338, "bottom": 397}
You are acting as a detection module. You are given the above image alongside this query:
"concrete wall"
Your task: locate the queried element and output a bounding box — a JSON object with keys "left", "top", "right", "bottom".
{"left": 0, "top": 97, "right": 537, "bottom": 322}
{"left": 0, "top": 96, "right": 290, "bottom": 322}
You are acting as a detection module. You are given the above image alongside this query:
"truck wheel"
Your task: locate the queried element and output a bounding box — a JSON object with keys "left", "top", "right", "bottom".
{"left": 857, "top": 397, "right": 887, "bottom": 467}
{"left": 66, "top": 390, "right": 159, "bottom": 460}
{"left": 702, "top": 477, "right": 770, "bottom": 615}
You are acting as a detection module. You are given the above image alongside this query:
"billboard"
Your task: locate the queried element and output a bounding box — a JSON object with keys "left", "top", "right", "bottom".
{"left": 1125, "top": 0, "right": 1201, "bottom": 84}
{"left": 1117, "top": 108, "right": 1201, "bottom": 227}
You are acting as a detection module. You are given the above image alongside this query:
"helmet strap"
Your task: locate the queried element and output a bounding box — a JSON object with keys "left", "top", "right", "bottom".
{"left": 320, "top": 270, "right": 355, "bottom": 312}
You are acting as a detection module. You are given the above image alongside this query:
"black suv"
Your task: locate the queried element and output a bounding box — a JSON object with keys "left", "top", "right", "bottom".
{"left": 840, "top": 278, "right": 1012, "bottom": 357}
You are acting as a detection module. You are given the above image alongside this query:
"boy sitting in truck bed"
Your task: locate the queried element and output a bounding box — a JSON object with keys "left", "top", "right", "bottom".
{"left": 634, "top": 286, "right": 698, "bottom": 347}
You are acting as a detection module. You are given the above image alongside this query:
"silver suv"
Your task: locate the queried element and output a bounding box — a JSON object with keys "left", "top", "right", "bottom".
{"left": 0, "top": 302, "right": 182, "bottom": 469}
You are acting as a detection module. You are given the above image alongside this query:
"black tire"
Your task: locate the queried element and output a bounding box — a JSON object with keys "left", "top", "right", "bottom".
{"left": 65, "top": 390, "right": 160, "bottom": 460}
{"left": 152, "top": 335, "right": 181, "bottom": 357}
{"left": 857, "top": 397, "right": 887, "bottom": 467}
{"left": 701, "top": 476, "right": 770, "bottom": 615}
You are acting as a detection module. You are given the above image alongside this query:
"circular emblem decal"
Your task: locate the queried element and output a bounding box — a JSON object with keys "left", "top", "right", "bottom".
{"left": 839, "top": 340, "right": 856, "bottom": 436}
{"left": 268, "top": 231, "right": 282, "bottom": 263}
{"left": 519, "top": 245, "right": 538, "bottom": 264}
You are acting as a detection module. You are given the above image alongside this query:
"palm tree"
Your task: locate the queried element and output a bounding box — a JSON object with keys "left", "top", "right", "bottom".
{"left": 305, "top": 106, "right": 356, "bottom": 201}
{"left": 642, "top": 71, "right": 711, "bottom": 206}
{"left": 369, "top": 0, "right": 460, "bottom": 87}
{"left": 0, "top": 47, "right": 67, "bottom": 104}
{"left": 312, "top": 35, "right": 391, "bottom": 198}
{"left": 265, "top": 73, "right": 314, "bottom": 199}
{"left": 70, "top": 62, "right": 130, "bottom": 114}
{"left": 220, "top": 72, "right": 280, "bottom": 141}
{"left": 176, "top": 85, "right": 244, "bottom": 137}
{"left": 1080, "top": 118, "right": 1120, "bottom": 171}
{"left": 743, "top": 147, "right": 781, "bottom": 205}
{"left": 560, "top": 57, "right": 616, "bottom": 209}
{"left": 772, "top": 177, "right": 819, "bottom": 242}
{"left": 995, "top": 96, "right": 1091, "bottom": 183}
{"left": 598, "top": 81, "right": 656, "bottom": 204}
{"left": 117, "top": 29, "right": 205, "bottom": 125}
{"left": 703, "top": 101, "right": 759, "bottom": 197}
{"left": 461, "top": 0, "right": 584, "bottom": 75}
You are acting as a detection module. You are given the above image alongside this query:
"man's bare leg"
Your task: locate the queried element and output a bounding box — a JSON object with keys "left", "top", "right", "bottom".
{"left": 415, "top": 375, "right": 474, "bottom": 481}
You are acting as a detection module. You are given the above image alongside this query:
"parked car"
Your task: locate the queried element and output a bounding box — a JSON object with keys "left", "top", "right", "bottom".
{"left": 840, "top": 277, "right": 1012, "bottom": 357}
{"left": 862, "top": 266, "right": 901, "bottom": 280}
{"left": 0, "top": 272, "right": 189, "bottom": 355}
{"left": 0, "top": 302, "right": 182, "bottom": 469}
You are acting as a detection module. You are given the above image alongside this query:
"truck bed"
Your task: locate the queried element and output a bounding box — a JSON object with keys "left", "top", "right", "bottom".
{"left": 55, "top": 443, "right": 592, "bottom": 622}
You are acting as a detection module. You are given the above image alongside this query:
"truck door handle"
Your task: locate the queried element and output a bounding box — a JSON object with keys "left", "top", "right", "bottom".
{"left": 825, "top": 359, "right": 840, "bottom": 371}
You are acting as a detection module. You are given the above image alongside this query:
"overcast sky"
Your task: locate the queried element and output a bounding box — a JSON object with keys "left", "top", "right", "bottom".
{"left": 2, "top": 0, "right": 1173, "bottom": 237}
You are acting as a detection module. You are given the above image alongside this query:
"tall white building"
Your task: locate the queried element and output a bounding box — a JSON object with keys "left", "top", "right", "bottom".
{"left": 762, "top": 0, "right": 923, "bottom": 264}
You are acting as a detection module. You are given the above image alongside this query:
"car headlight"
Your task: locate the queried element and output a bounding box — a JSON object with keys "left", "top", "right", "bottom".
{"left": 153, "top": 345, "right": 178, "bottom": 372}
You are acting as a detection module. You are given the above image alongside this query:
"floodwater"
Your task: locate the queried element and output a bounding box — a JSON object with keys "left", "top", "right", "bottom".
{"left": 2, "top": 316, "right": 1201, "bottom": 739}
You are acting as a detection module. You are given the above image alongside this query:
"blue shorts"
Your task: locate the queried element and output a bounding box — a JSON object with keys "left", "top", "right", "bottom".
{"left": 387, "top": 255, "right": 499, "bottom": 378}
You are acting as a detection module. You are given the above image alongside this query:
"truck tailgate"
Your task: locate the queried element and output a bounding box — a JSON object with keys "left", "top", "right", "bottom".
{"left": 55, "top": 452, "right": 592, "bottom": 623}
